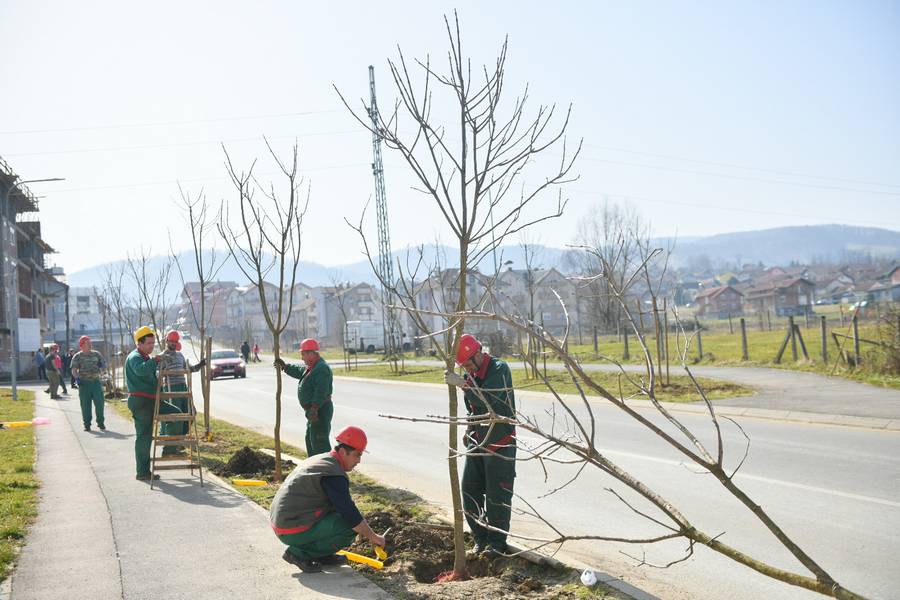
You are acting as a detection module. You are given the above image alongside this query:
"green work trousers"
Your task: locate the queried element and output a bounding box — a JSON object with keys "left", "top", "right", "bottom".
{"left": 78, "top": 379, "right": 105, "bottom": 428}
{"left": 160, "top": 382, "right": 189, "bottom": 456}
{"left": 277, "top": 512, "right": 357, "bottom": 560}
{"left": 127, "top": 395, "right": 180, "bottom": 477}
{"left": 461, "top": 445, "right": 516, "bottom": 551}
{"left": 305, "top": 401, "right": 333, "bottom": 457}
{"left": 47, "top": 371, "right": 60, "bottom": 397}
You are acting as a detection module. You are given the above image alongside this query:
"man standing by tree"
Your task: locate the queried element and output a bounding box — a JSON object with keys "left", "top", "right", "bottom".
{"left": 270, "top": 426, "right": 385, "bottom": 573}
{"left": 274, "top": 338, "right": 333, "bottom": 457}
{"left": 71, "top": 336, "right": 106, "bottom": 432}
{"left": 444, "top": 333, "right": 517, "bottom": 557}
{"left": 157, "top": 330, "right": 205, "bottom": 456}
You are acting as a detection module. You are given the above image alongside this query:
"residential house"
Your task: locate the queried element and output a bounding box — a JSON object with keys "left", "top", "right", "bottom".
{"left": 694, "top": 285, "right": 744, "bottom": 318}
{"left": 744, "top": 277, "right": 816, "bottom": 316}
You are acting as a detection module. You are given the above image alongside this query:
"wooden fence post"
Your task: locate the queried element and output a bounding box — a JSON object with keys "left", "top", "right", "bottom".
{"left": 696, "top": 326, "right": 704, "bottom": 361}
{"left": 663, "top": 298, "right": 670, "bottom": 386}
{"left": 593, "top": 326, "right": 598, "bottom": 353}
{"left": 789, "top": 316, "right": 798, "bottom": 361}
{"left": 853, "top": 314, "right": 861, "bottom": 365}
{"left": 728, "top": 313, "right": 734, "bottom": 334}
{"left": 820, "top": 315, "right": 828, "bottom": 363}
{"left": 766, "top": 309, "right": 772, "bottom": 331}
{"left": 623, "top": 327, "right": 630, "bottom": 360}
{"left": 740, "top": 317, "right": 748, "bottom": 361}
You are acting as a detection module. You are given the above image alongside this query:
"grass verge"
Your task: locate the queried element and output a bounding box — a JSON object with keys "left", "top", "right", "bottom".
{"left": 0, "top": 389, "right": 38, "bottom": 584}
{"left": 332, "top": 363, "right": 752, "bottom": 402}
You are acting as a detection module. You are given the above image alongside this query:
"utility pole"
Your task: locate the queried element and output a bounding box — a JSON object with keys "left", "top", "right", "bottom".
{"left": 367, "top": 66, "right": 398, "bottom": 357}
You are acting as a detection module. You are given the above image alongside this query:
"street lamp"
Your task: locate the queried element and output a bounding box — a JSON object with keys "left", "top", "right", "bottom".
{"left": 2, "top": 176, "right": 65, "bottom": 400}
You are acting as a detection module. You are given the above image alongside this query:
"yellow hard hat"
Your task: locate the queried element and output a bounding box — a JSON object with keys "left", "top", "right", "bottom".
{"left": 133, "top": 326, "right": 155, "bottom": 344}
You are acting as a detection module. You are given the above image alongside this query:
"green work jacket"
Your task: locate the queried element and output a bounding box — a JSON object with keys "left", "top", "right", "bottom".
{"left": 284, "top": 357, "right": 333, "bottom": 410}
{"left": 125, "top": 349, "right": 158, "bottom": 399}
{"left": 463, "top": 355, "right": 516, "bottom": 451}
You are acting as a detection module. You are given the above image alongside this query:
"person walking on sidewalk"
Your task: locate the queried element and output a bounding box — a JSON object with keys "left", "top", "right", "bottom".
{"left": 252, "top": 342, "right": 261, "bottom": 362}
{"left": 71, "top": 336, "right": 106, "bottom": 432}
{"left": 45, "top": 344, "right": 64, "bottom": 399}
{"left": 270, "top": 426, "right": 386, "bottom": 573}
{"left": 274, "top": 338, "right": 333, "bottom": 457}
{"left": 34, "top": 348, "right": 46, "bottom": 381}
{"left": 240, "top": 340, "right": 251, "bottom": 364}
{"left": 56, "top": 346, "right": 69, "bottom": 396}
{"left": 444, "top": 333, "right": 517, "bottom": 558}
{"left": 125, "top": 326, "right": 180, "bottom": 481}
{"left": 66, "top": 348, "right": 78, "bottom": 389}
{"left": 157, "top": 330, "right": 205, "bottom": 456}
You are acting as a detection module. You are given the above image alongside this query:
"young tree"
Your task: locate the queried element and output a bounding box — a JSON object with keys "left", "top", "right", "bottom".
{"left": 338, "top": 12, "right": 580, "bottom": 577}
{"left": 171, "top": 184, "right": 226, "bottom": 439}
{"left": 125, "top": 248, "right": 174, "bottom": 337}
{"left": 217, "top": 140, "right": 309, "bottom": 482}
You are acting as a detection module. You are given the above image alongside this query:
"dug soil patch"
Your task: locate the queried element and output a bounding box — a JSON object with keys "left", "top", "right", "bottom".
{"left": 347, "top": 509, "right": 625, "bottom": 599}
{"left": 212, "top": 446, "right": 295, "bottom": 479}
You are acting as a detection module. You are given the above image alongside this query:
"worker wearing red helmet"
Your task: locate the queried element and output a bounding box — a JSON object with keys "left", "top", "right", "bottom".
{"left": 270, "top": 426, "right": 386, "bottom": 573}
{"left": 70, "top": 336, "right": 107, "bottom": 431}
{"left": 274, "top": 338, "right": 334, "bottom": 456}
{"left": 444, "top": 333, "right": 517, "bottom": 558}
{"left": 157, "top": 330, "right": 205, "bottom": 455}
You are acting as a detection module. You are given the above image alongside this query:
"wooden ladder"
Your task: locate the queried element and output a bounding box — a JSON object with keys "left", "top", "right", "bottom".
{"left": 150, "top": 366, "right": 203, "bottom": 489}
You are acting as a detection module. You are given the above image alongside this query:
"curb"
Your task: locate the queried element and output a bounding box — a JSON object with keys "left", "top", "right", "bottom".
{"left": 334, "top": 375, "right": 900, "bottom": 432}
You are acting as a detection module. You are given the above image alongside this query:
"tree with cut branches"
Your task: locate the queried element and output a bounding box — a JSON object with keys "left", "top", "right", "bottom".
{"left": 125, "top": 248, "right": 174, "bottom": 337}
{"left": 217, "top": 140, "right": 309, "bottom": 482}
{"left": 383, "top": 243, "right": 869, "bottom": 600}
{"left": 171, "top": 184, "right": 226, "bottom": 439}
{"left": 338, "top": 11, "right": 580, "bottom": 577}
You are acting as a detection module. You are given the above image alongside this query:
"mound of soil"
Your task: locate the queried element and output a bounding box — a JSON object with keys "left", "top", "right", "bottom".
{"left": 214, "top": 447, "right": 295, "bottom": 478}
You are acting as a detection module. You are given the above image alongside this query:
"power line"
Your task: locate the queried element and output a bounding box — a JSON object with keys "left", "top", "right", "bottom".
{"left": 0, "top": 109, "right": 345, "bottom": 135}
{"left": 583, "top": 143, "right": 900, "bottom": 189}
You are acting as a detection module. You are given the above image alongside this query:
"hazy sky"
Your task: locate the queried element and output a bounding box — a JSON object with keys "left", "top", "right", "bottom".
{"left": 2, "top": 1, "right": 898, "bottom": 274}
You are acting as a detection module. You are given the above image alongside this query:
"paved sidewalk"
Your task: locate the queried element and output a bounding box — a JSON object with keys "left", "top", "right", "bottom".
{"left": 9, "top": 387, "right": 392, "bottom": 600}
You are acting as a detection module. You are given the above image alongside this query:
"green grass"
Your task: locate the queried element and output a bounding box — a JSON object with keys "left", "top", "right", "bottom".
{"left": 0, "top": 389, "right": 38, "bottom": 584}
{"left": 333, "top": 363, "right": 752, "bottom": 403}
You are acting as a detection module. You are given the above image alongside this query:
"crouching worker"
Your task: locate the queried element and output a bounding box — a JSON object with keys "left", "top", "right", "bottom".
{"left": 270, "top": 426, "right": 386, "bottom": 573}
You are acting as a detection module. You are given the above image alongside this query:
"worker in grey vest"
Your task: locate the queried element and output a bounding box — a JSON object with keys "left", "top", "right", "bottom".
{"left": 157, "top": 330, "right": 205, "bottom": 455}
{"left": 270, "top": 426, "right": 386, "bottom": 573}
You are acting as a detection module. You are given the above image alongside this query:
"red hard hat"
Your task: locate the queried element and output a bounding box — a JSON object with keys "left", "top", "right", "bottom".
{"left": 335, "top": 426, "right": 367, "bottom": 452}
{"left": 455, "top": 333, "right": 481, "bottom": 365}
{"left": 51, "top": 343, "right": 59, "bottom": 351}
{"left": 165, "top": 330, "right": 180, "bottom": 343}
{"left": 78, "top": 335, "right": 91, "bottom": 348}
{"left": 299, "top": 338, "right": 320, "bottom": 352}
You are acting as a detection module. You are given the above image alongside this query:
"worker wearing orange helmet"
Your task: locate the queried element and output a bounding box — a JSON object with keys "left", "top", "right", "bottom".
{"left": 270, "top": 426, "right": 386, "bottom": 573}
{"left": 157, "top": 330, "right": 205, "bottom": 456}
{"left": 444, "top": 333, "right": 517, "bottom": 557}
{"left": 274, "top": 338, "right": 334, "bottom": 456}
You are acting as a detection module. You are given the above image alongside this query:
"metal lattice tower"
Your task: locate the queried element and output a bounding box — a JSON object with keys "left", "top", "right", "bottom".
{"left": 367, "top": 66, "right": 398, "bottom": 356}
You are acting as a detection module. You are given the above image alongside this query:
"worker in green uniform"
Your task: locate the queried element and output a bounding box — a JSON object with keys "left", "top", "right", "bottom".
{"left": 274, "top": 338, "right": 333, "bottom": 457}
{"left": 158, "top": 330, "right": 205, "bottom": 456}
{"left": 445, "top": 333, "right": 517, "bottom": 558}
{"left": 70, "top": 335, "right": 106, "bottom": 432}
{"left": 125, "top": 326, "right": 179, "bottom": 481}
{"left": 270, "top": 426, "right": 386, "bottom": 573}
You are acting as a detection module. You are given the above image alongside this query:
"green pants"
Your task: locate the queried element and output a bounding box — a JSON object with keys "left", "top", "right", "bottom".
{"left": 277, "top": 512, "right": 356, "bottom": 560}
{"left": 160, "top": 383, "right": 189, "bottom": 456}
{"left": 462, "top": 445, "right": 516, "bottom": 550}
{"left": 78, "top": 379, "right": 105, "bottom": 428}
{"left": 304, "top": 401, "right": 333, "bottom": 456}
{"left": 47, "top": 371, "right": 60, "bottom": 397}
{"left": 127, "top": 395, "right": 180, "bottom": 477}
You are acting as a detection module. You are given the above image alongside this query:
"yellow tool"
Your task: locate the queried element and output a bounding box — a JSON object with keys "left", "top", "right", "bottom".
{"left": 337, "top": 550, "right": 383, "bottom": 570}
{"left": 374, "top": 546, "right": 388, "bottom": 561}
{"left": 232, "top": 479, "right": 267, "bottom": 486}
{"left": 2, "top": 421, "right": 34, "bottom": 428}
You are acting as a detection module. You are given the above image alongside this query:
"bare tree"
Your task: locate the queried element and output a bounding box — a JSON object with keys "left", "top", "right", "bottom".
{"left": 327, "top": 276, "right": 354, "bottom": 372}
{"left": 125, "top": 248, "right": 174, "bottom": 337}
{"left": 387, "top": 247, "right": 869, "bottom": 600}
{"left": 338, "top": 12, "right": 580, "bottom": 577}
{"left": 217, "top": 139, "right": 309, "bottom": 482}
{"left": 171, "top": 184, "right": 226, "bottom": 439}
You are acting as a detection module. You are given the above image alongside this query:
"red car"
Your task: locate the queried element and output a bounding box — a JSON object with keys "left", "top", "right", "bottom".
{"left": 210, "top": 350, "right": 247, "bottom": 379}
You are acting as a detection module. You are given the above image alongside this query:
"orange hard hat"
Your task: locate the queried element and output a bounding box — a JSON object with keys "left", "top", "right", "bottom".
{"left": 165, "top": 330, "right": 180, "bottom": 343}
{"left": 78, "top": 335, "right": 91, "bottom": 348}
{"left": 455, "top": 333, "right": 481, "bottom": 365}
{"left": 299, "top": 338, "right": 320, "bottom": 352}
{"left": 335, "top": 426, "right": 367, "bottom": 452}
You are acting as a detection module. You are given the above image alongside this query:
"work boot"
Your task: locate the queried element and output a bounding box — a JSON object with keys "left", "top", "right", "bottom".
{"left": 135, "top": 473, "right": 160, "bottom": 481}
{"left": 483, "top": 544, "right": 509, "bottom": 559}
{"left": 44, "top": 389, "right": 50, "bottom": 393}
{"left": 282, "top": 549, "right": 322, "bottom": 573}
{"left": 318, "top": 554, "right": 347, "bottom": 565}
{"left": 84, "top": 425, "right": 91, "bottom": 432}
{"left": 466, "top": 543, "right": 486, "bottom": 560}
{"left": 98, "top": 424, "right": 106, "bottom": 431}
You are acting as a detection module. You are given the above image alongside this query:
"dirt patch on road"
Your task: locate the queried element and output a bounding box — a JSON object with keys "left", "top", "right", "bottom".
{"left": 347, "top": 509, "right": 624, "bottom": 599}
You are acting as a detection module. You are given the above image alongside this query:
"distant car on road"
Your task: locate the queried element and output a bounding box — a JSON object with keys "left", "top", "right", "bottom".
{"left": 209, "top": 349, "right": 247, "bottom": 379}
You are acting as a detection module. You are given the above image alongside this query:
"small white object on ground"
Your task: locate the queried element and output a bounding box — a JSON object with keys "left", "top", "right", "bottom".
{"left": 580, "top": 569, "right": 598, "bottom": 586}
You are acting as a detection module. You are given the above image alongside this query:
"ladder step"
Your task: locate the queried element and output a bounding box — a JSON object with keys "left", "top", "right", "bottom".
{"left": 152, "top": 454, "right": 197, "bottom": 462}
{"left": 156, "top": 414, "right": 195, "bottom": 422}
{"left": 154, "top": 435, "right": 197, "bottom": 441}
{"left": 153, "top": 439, "right": 199, "bottom": 447}
{"left": 159, "top": 369, "right": 191, "bottom": 376}
{"left": 153, "top": 463, "right": 202, "bottom": 470}
{"left": 159, "top": 391, "right": 192, "bottom": 399}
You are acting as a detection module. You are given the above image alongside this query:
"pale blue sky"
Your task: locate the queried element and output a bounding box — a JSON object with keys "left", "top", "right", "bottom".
{"left": 1, "top": 1, "right": 898, "bottom": 273}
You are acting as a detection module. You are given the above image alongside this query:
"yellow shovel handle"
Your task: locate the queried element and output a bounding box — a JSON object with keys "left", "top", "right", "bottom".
{"left": 2, "top": 421, "right": 33, "bottom": 428}
{"left": 337, "top": 550, "right": 384, "bottom": 570}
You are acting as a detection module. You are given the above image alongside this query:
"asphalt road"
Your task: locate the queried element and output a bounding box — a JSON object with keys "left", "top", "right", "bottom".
{"left": 196, "top": 361, "right": 899, "bottom": 600}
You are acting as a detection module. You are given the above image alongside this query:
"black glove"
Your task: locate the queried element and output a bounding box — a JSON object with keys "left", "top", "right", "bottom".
{"left": 273, "top": 358, "right": 286, "bottom": 370}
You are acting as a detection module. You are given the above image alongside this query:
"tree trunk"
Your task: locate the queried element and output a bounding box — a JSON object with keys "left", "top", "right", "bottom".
{"left": 273, "top": 337, "right": 283, "bottom": 482}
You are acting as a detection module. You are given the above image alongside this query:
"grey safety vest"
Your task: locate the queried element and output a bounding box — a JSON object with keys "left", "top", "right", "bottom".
{"left": 269, "top": 453, "right": 347, "bottom": 534}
